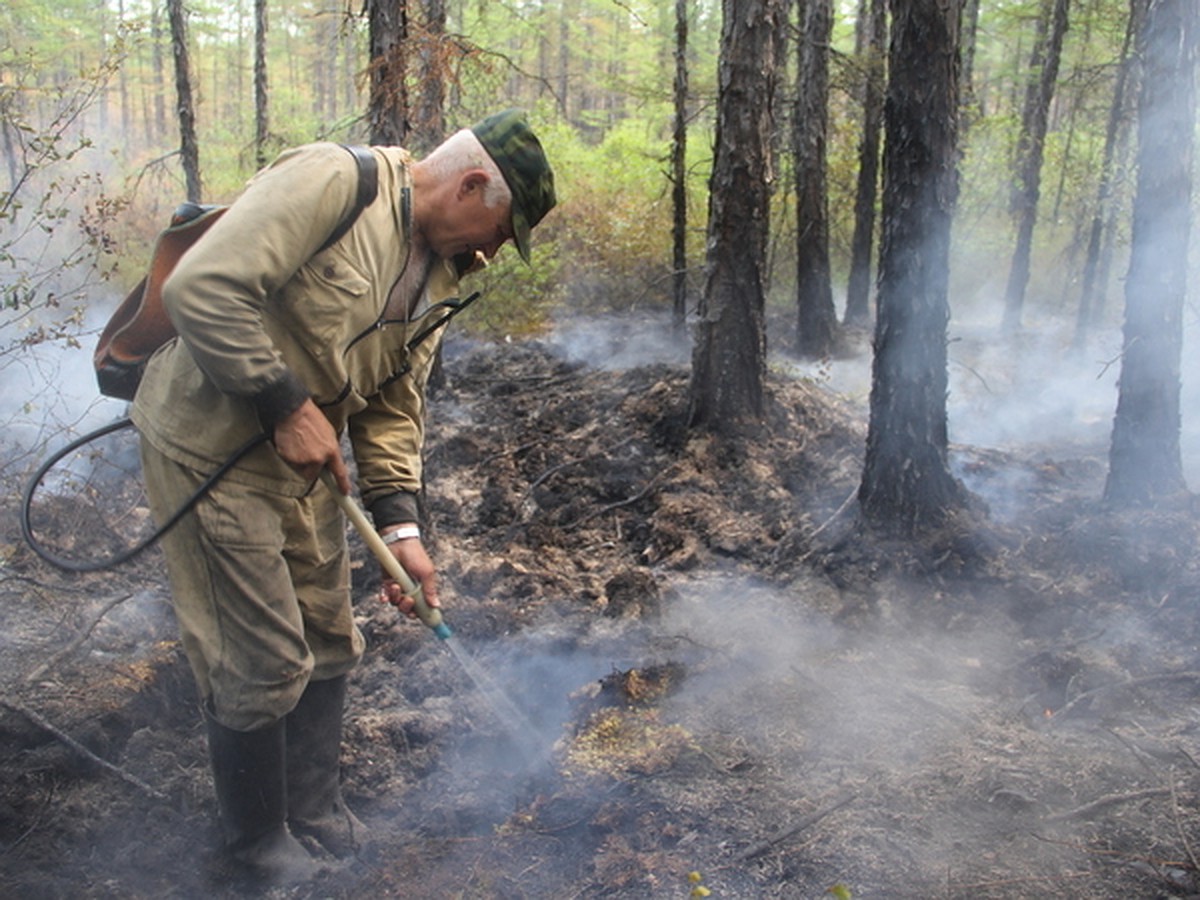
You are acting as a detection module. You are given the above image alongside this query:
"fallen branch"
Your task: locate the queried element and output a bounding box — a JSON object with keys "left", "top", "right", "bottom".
{"left": 735, "top": 792, "right": 856, "bottom": 861}
{"left": 23, "top": 592, "right": 135, "bottom": 684}
{"left": 1051, "top": 671, "right": 1200, "bottom": 723}
{"left": 1, "top": 698, "right": 167, "bottom": 802}
{"left": 1043, "top": 787, "right": 1169, "bottom": 823}
{"left": 800, "top": 486, "right": 859, "bottom": 559}
{"left": 1170, "top": 777, "right": 1200, "bottom": 873}
{"left": 564, "top": 472, "right": 663, "bottom": 530}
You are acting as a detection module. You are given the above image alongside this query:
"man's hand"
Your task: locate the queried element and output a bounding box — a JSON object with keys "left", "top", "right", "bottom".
{"left": 272, "top": 398, "right": 350, "bottom": 493}
{"left": 379, "top": 536, "right": 440, "bottom": 620}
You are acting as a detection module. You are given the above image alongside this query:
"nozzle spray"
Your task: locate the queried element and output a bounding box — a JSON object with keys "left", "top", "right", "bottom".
{"left": 320, "top": 470, "right": 452, "bottom": 640}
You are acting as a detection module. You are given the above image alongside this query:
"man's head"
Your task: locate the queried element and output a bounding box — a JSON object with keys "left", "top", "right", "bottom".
{"left": 417, "top": 111, "right": 555, "bottom": 264}
{"left": 470, "top": 109, "right": 556, "bottom": 263}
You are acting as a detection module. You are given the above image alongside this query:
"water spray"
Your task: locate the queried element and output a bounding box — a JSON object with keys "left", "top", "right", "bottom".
{"left": 320, "top": 471, "right": 543, "bottom": 753}
{"left": 319, "top": 470, "right": 452, "bottom": 640}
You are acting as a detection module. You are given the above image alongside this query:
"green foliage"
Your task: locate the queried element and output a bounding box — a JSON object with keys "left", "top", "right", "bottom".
{"left": 0, "top": 0, "right": 1162, "bottom": 343}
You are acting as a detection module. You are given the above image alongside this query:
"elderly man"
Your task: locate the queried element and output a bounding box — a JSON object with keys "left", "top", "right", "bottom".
{"left": 131, "top": 110, "right": 555, "bottom": 881}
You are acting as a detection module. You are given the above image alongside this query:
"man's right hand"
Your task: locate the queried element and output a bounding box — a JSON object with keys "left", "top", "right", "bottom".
{"left": 272, "top": 398, "right": 351, "bottom": 493}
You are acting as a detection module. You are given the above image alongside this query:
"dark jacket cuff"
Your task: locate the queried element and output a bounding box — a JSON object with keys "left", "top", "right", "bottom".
{"left": 252, "top": 369, "right": 311, "bottom": 430}
{"left": 368, "top": 491, "right": 420, "bottom": 528}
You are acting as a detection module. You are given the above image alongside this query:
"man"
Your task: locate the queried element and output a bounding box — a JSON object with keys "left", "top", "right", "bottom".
{"left": 131, "top": 110, "right": 555, "bottom": 881}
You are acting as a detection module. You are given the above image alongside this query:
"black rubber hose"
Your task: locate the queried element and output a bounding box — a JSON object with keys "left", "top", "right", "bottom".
{"left": 20, "top": 417, "right": 268, "bottom": 573}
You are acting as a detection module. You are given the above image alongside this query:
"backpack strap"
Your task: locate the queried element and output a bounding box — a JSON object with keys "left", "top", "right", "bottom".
{"left": 318, "top": 144, "right": 380, "bottom": 253}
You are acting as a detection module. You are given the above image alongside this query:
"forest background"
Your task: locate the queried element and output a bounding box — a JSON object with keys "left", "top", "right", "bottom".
{"left": 3, "top": 3, "right": 1200, "bottom": 895}
{"left": 0, "top": 0, "right": 1196, "bottom": 500}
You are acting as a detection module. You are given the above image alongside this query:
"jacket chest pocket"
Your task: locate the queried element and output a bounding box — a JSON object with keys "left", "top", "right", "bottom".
{"left": 271, "top": 253, "right": 373, "bottom": 357}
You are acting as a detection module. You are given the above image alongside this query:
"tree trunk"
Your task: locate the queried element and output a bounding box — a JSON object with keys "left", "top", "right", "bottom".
{"left": 167, "top": 0, "right": 201, "bottom": 202}
{"left": 672, "top": 0, "right": 690, "bottom": 328}
{"left": 794, "top": 0, "right": 838, "bottom": 358}
{"left": 253, "top": 0, "right": 269, "bottom": 169}
{"left": 1073, "top": 0, "right": 1146, "bottom": 351}
{"left": 960, "top": 0, "right": 981, "bottom": 119}
{"left": 152, "top": 0, "right": 166, "bottom": 144}
{"left": 843, "top": 0, "right": 886, "bottom": 327}
{"left": 1001, "top": 0, "right": 1071, "bottom": 332}
{"left": 859, "top": 0, "right": 967, "bottom": 535}
{"left": 1104, "top": 0, "right": 1196, "bottom": 507}
{"left": 688, "top": 0, "right": 784, "bottom": 433}
{"left": 368, "top": 0, "right": 410, "bottom": 147}
{"left": 411, "top": 0, "right": 447, "bottom": 155}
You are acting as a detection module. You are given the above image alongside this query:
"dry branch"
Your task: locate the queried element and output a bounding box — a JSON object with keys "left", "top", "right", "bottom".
{"left": 22, "top": 592, "right": 135, "bottom": 684}
{"left": 1051, "top": 671, "right": 1200, "bottom": 722}
{"left": 1, "top": 698, "right": 167, "bottom": 802}
{"left": 565, "top": 473, "right": 663, "bottom": 530}
{"left": 1043, "top": 787, "right": 1169, "bottom": 823}
{"left": 735, "top": 792, "right": 857, "bottom": 861}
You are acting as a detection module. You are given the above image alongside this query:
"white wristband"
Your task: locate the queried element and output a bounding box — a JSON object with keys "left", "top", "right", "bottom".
{"left": 381, "top": 524, "right": 420, "bottom": 545}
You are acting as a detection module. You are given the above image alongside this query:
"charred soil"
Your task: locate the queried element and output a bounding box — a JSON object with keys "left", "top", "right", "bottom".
{"left": 4, "top": 330, "right": 1200, "bottom": 899}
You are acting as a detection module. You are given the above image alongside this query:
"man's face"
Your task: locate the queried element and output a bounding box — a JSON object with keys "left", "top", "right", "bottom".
{"left": 430, "top": 171, "right": 514, "bottom": 263}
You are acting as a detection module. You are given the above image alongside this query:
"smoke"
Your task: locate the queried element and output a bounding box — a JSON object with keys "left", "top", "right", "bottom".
{"left": 547, "top": 311, "right": 691, "bottom": 371}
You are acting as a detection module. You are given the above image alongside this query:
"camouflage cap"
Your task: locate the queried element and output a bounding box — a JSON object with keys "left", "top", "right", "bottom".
{"left": 472, "top": 109, "right": 556, "bottom": 263}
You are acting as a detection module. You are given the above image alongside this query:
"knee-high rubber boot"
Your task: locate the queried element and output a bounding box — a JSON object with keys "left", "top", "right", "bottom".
{"left": 204, "top": 705, "right": 321, "bottom": 882}
{"left": 285, "top": 675, "right": 366, "bottom": 857}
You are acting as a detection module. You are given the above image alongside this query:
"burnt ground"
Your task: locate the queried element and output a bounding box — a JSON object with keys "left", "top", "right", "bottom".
{"left": 4, "top": 319, "right": 1200, "bottom": 899}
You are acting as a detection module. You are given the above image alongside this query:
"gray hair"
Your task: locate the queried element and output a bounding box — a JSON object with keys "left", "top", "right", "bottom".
{"left": 422, "top": 129, "right": 512, "bottom": 209}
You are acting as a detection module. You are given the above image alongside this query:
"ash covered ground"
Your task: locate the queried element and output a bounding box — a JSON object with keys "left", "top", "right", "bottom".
{"left": 4, "top": 315, "right": 1200, "bottom": 899}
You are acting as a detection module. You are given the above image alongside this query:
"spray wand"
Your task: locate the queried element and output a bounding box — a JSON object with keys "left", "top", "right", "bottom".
{"left": 319, "top": 470, "right": 452, "bottom": 640}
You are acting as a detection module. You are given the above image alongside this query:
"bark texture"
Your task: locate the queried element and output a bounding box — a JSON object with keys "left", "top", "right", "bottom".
{"left": 859, "top": 0, "right": 967, "bottom": 534}
{"left": 688, "top": 0, "right": 785, "bottom": 432}
{"left": 1104, "top": 0, "right": 1196, "bottom": 506}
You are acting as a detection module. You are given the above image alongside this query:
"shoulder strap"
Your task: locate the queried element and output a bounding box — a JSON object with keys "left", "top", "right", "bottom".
{"left": 317, "top": 144, "right": 380, "bottom": 253}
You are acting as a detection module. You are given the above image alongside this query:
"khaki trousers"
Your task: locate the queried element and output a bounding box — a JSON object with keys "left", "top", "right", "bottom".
{"left": 140, "top": 440, "right": 365, "bottom": 731}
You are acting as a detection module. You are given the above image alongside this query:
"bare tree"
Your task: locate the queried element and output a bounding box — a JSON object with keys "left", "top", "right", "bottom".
{"left": 151, "top": 0, "right": 166, "bottom": 145}
{"left": 367, "top": 0, "right": 410, "bottom": 146}
{"left": 671, "top": 0, "right": 690, "bottom": 328}
{"left": 253, "top": 0, "right": 269, "bottom": 169}
{"left": 960, "top": 0, "right": 982, "bottom": 117}
{"left": 688, "top": 0, "right": 785, "bottom": 432}
{"left": 1073, "top": 0, "right": 1146, "bottom": 351}
{"left": 843, "top": 0, "right": 886, "bottom": 328}
{"left": 167, "top": 0, "right": 201, "bottom": 201}
{"left": 858, "top": 0, "right": 968, "bottom": 534}
{"left": 794, "top": 0, "right": 839, "bottom": 358}
{"left": 410, "top": 0, "right": 447, "bottom": 155}
{"left": 1001, "top": 0, "right": 1071, "bottom": 332}
{"left": 1104, "top": 0, "right": 1196, "bottom": 506}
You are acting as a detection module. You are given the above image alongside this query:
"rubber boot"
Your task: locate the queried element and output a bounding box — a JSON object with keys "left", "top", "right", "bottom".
{"left": 285, "top": 675, "right": 366, "bottom": 858}
{"left": 204, "top": 705, "right": 322, "bottom": 883}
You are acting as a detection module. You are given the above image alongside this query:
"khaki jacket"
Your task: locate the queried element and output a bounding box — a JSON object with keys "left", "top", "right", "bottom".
{"left": 131, "top": 142, "right": 461, "bottom": 514}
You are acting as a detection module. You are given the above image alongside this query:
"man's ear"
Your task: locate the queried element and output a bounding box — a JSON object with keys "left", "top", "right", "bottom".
{"left": 458, "top": 169, "right": 490, "bottom": 199}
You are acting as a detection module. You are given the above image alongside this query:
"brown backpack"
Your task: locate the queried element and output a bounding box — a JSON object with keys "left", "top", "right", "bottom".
{"left": 94, "top": 145, "right": 379, "bottom": 401}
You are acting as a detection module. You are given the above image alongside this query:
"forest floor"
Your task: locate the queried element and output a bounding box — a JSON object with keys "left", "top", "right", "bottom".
{"left": 4, "top": 313, "right": 1200, "bottom": 899}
